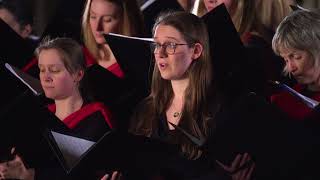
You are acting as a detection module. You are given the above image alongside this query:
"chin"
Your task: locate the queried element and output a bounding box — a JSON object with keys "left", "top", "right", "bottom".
{"left": 44, "top": 93, "right": 55, "bottom": 99}
{"left": 94, "top": 37, "right": 106, "bottom": 45}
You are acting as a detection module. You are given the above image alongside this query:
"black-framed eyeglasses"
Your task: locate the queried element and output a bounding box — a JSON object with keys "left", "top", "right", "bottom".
{"left": 150, "top": 42, "right": 189, "bottom": 55}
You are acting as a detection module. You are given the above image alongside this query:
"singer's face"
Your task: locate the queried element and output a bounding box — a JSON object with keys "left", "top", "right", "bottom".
{"left": 153, "top": 24, "right": 200, "bottom": 80}
{"left": 38, "top": 49, "right": 78, "bottom": 100}
{"left": 280, "top": 48, "right": 320, "bottom": 85}
{"left": 89, "top": 0, "right": 121, "bottom": 45}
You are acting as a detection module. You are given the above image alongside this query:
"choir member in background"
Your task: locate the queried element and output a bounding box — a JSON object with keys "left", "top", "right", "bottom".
{"left": 81, "top": 0, "right": 144, "bottom": 76}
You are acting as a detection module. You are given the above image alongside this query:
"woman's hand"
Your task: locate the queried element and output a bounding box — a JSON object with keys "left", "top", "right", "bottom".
{"left": 216, "top": 153, "right": 255, "bottom": 180}
{"left": 0, "top": 148, "right": 34, "bottom": 180}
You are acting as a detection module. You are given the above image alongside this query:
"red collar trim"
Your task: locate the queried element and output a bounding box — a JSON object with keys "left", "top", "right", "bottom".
{"left": 47, "top": 102, "right": 114, "bottom": 129}
{"left": 22, "top": 57, "right": 37, "bottom": 72}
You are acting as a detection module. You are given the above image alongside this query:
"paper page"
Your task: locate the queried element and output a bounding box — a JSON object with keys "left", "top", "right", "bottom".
{"left": 274, "top": 81, "right": 319, "bottom": 109}
{"left": 140, "top": 0, "right": 156, "bottom": 11}
{"left": 51, "top": 131, "right": 95, "bottom": 170}
{"left": 107, "top": 33, "right": 154, "bottom": 42}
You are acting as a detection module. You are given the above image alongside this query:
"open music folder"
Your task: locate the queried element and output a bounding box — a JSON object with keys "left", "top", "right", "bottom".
{"left": 44, "top": 129, "right": 179, "bottom": 175}
{"left": 45, "top": 129, "right": 112, "bottom": 174}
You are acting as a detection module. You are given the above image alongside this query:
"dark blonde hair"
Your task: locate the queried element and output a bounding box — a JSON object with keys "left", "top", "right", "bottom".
{"left": 36, "top": 37, "right": 86, "bottom": 74}
{"left": 81, "top": 0, "right": 144, "bottom": 60}
{"left": 130, "top": 11, "right": 215, "bottom": 160}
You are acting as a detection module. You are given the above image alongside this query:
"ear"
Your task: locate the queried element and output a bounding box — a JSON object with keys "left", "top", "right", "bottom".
{"left": 191, "top": 43, "right": 203, "bottom": 60}
{"left": 74, "top": 70, "right": 84, "bottom": 82}
{"left": 20, "top": 24, "right": 32, "bottom": 38}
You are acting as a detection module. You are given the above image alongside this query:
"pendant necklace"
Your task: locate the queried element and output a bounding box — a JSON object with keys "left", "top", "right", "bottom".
{"left": 173, "top": 111, "right": 181, "bottom": 118}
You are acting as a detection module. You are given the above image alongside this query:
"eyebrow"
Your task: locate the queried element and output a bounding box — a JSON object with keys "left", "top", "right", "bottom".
{"left": 38, "top": 64, "right": 64, "bottom": 67}
{"left": 153, "top": 36, "right": 180, "bottom": 42}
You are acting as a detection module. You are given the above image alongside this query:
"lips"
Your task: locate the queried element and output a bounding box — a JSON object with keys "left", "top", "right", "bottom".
{"left": 43, "top": 86, "right": 54, "bottom": 90}
{"left": 158, "top": 62, "right": 168, "bottom": 70}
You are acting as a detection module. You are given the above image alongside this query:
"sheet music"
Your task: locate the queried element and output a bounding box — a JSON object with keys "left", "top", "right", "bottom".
{"left": 107, "top": 33, "right": 154, "bottom": 42}
{"left": 51, "top": 131, "right": 95, "bottom": 170}
{"left": 5, "top": 63, "right": 43, "bottom": 95}
{"left": 274, "top": 81, "right": 319, "bottom": 109}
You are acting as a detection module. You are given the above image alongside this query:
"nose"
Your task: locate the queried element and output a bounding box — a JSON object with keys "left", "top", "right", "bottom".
{"left": 286, "top": 60, "right": 298, "bottom": 74}
{"left": 41, "top": 71, "right": 52, "bottom": 83}
{"left": 157, "top": 46, "right": 168, "bottom": 58}
{"left": 96, "top": 18, "right": 103, "bottom": 32}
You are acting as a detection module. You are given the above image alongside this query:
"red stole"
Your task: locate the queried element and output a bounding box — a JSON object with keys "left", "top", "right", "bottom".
{"left": 48, "top": 102, "right": 114, "bottom": 129}
{"left": 271, "top": 84, "right": 320, "bottom": 120}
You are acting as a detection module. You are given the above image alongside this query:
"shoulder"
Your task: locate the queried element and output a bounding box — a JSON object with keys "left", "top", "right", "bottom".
{"left": 81, "top": 102, "right": 114, "bottom": 128}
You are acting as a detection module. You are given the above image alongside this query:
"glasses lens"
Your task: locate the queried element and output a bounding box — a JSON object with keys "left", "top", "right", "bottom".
{"left": 166, "top": 43, "right": 175, "bottom": 54}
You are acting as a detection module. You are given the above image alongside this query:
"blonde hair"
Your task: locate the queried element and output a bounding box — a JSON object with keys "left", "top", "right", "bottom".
{"left": 257, "top": 0, "right": 294, "bottom": 32}
{"left": 81, "top": 0, "right": 144, "bottom": 60}
{"left": 231, "top": 0, "right": 295, "bottom": 43}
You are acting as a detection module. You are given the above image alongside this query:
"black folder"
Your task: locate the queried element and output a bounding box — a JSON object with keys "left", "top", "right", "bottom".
{"left": 0, "top": 61, "right": 42, "bottom": 115}
{"left": 44, "top": 129, "right": 179, "bottom": 176}
{"left": 83, "top": 33, "right": 154, "bottom": 129}
{"left": 141, "top": 0, "right": 184, "bottom": 36}
{"left": 211, "top": 92, "right": 320, "bottom": 179}
{"left": 4, "top": 63, "right": 43, "bottom": 96}
{"left": 0, "top": 19, "right": 35, "bottom": 69}
{"left": 201, "top": 4, "right": 250, "bottom": 100}
{"left": 82, "top": 63, "right": 127, "bottom": 105}
{"left": 0, "top": 63, "right": 49, "bottom": 164}
{"left": 0, "top": 90, "right": 54, "bottom": 166}
{"left": 104, "top": 33, "right": 154, "bottom": 87}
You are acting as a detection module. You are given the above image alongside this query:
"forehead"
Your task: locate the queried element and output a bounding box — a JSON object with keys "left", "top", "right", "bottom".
{"left": 38, "top": 49, "right": 64, "bottom": 65}
{"left": 153, "top": 24, "right": 184, "bottom": 41}
{"left": 90, "top": 0, "right": 120, "bottom": 16}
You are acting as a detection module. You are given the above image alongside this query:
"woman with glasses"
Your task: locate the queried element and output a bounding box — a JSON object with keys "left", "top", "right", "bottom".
{"left": 128, "top": 11, "right": 257, "bottom": 180}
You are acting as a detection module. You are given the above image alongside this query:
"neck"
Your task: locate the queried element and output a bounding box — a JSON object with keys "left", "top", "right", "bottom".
{"left": 98, "top": 44, "right": 115, "bottom": 61}
{"left": 97, "top": 44, "right": 117, "bottom": 68}
{"left": 55, "top": 90, "right": 83, "bottom": 120}
{"left": 171, "top": 78, "right": 189, "bottom": 99}
{"left": 166, "top": 79, "right": 188, "bottom": 129}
